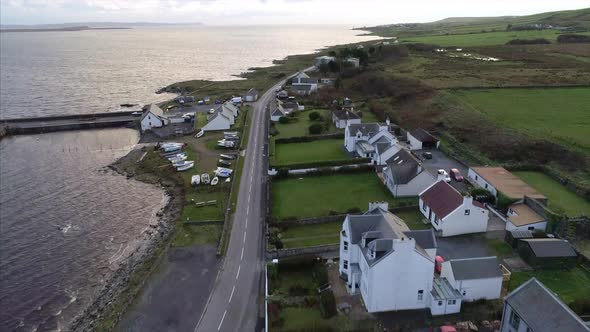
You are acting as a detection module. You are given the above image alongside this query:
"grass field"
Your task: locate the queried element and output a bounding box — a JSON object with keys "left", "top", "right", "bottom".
{"left": 394, "top": 209, "right": 430, "bottom": 230}
{"left": 452, "top": 87, "right": 590, "bottom": 151}
{"left": 273, "top": 109, "right": 339, "bottom": 139}
{"left": 280, "top": 222, "right": 341, "bottom": 248}
{"left": 514, "top": 171, "right": 590, "bottom": 216}
{"left": 401, "top": 30, "right": 590, "bottom": 47}
{"left": 273, "top": 139, "right": 348, "bottom": 166}
{"left": 508, "top": 266, "right": 590, "bottom": 304}
{"left": 272, "top": 172, "right": 415, "bottom": 219}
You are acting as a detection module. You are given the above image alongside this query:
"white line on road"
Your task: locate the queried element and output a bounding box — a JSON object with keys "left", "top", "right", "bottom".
{"left": 246, "top": 205, "right": 249, "bottom": 215}
{"left": 229, "top": 285, "right": 236, "bottom": 303}
{"left": 241, "top": 247, "right": 244, "bottom": 260}
{"left": 236, "top": 265, "right": 241, "bottom": 279}
{"left": 243, "top": 231, "right": 247, "bottom": 243}
{"left": 217, "top": 310, "right": 227, "bottom": 331}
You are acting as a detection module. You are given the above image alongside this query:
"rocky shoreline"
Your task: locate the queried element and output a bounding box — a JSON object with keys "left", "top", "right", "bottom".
{"left": 70, "top": 147, "right": 184, "bottom": 331}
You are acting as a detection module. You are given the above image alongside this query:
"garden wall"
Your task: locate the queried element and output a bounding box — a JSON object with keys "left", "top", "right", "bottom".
{"left": 267, "top": 244, "right": 340, "bottom": 259}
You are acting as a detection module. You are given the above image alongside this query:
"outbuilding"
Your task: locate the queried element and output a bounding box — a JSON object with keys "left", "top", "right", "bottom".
{"left": 242, "top": 88, "right": 259, "bottom": 102}
{"left": 407, "top": 128, "right": 440, "bottom": 150}
{"left": 517, "top": 238, "right": 577, "bottom": 269}
{"left": 140, "top": 104, "right": 168, "bottom": 132}
{"left": 505, "top": 230, "right": 533, "bottom": 248}
{"left": 441, "top": 256, "right": 503, "bottom": 301}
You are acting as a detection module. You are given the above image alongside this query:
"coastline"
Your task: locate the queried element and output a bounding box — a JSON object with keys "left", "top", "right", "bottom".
{"left": 70, "top": 147, "right": 184, "bottom": 331}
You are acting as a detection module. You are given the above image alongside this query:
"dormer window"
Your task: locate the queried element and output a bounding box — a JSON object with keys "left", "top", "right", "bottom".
{"left": 370, "top": 250, "right": 376, "bottom": 259}
{"left": 464, "top": 209, "right": 470, "bottom": 215}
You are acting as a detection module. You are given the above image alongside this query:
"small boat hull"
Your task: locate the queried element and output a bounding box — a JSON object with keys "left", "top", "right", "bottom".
{"left": 211, "top": 176, "right": 219, "bottom": 186}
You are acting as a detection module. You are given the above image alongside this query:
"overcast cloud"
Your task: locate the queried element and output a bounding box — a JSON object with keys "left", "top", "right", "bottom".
{"left": 1, "top": 0, "right": 588, "bottom": 26}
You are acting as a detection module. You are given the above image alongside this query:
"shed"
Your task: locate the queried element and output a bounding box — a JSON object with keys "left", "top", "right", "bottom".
{"left": 517, "top": 239, "right": 577, "bottom": 269}
{"left": 505, "top": 230, "right": 533, "bottom": 248}
{"left": 407, "top": 128, "right": 440, "bottom": 150}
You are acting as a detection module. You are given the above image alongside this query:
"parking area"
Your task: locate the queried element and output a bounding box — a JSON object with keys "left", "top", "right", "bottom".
{"left": 417, "top": 149, "right": 469, "bottom": 192}
{"left": 167, "top": 104, "right": 223, "bottom": 116}
{"left": 436, "top": 233, "right": 492, "bottom": 260}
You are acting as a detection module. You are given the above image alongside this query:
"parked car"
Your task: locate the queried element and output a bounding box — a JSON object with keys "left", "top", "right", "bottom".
{"left": 437, "top": 169, "right": 451, "bottom": 183}
{"left": 208, "top": 109, "right": 215, "bottom": 114}
{"left": 435, "top": 256, "right": 444, "bottom": 274}
{"left": 449, "top": 168, "right": 464, "bottom": 182}
{"left": 422, "top": 152, "right": 433, "bottom": 160}
{"left": 131, "top": 111, "right": 142, "bottom": 116}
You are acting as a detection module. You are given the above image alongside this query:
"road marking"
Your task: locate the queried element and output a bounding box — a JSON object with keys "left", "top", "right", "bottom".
{"left": 229, "top": 285, "right": 236, "bottom": 303}
{"left": 243, "top": 231, "right": 247, "bottom": 243}
{"left": 248, "top": 194, "right": 251, "bottom": 204}
{"left": 236, "top": 265, "right": 241, "bottom": 279}
{"left": 246, "top": 205, "right": 249, "bottom": 215}
{"left": 217, "top": 310, "right": 227, "bottom": 331}
{"left": 241, "top": 247, "right": 244, "bottom": 260}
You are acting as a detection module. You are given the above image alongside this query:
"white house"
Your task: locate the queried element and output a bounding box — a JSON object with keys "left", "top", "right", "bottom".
{"left": 140, "top": 104, "right": 168, "bottom": 132}
{"left": 344, "top": 57, "right": 360, "bottom": 68}
{"left": 314, "top": 55, "right": 336, "bottom": 67}
{"left": 222, "top": 102, "right": 240, "bottom": 117}
{"left": 506, "top": 202, "right": 547, "bottom": 232}
{"left": 382, "top": 149, "right": 437, "bottom": 197}
{"left": 339, "top": 202, "right": 441, "bottom": 313}
{"left": 241, "top": 88, "right": 259, "bottom": 102}
{"left": 332, "top": 109, "right": 361, "bottom": 129}
{"left": 407, "top": 128, "right": 440, "bottom": 150}
{"left": 500, "top": 278, "right": 590, "bottom": 332}
{"left": 291, "top": 72, "right": 318, "bottom": 92}
{"left": 344, "top": 122, "right": 402, "bottom": 165}
{"left": 201, "top": 109, "right": 232, "bottom": 131}
{"left": 467, "top": 167, "right": 546, "bottom": 202}
{"left": 419, "top": 180, "right": 489, "bottom": 237}
{"left": 221, "top": 107, "right": 235, "bottom": 125}
{"left": 441, "top": 257, "right": 503, "bottom": 302}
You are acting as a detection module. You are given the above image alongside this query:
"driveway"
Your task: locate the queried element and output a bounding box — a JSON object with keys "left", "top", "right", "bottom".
{"left": 417, "top": 149, "right": 469, "bottom": 192}
{"left": 436, "top": 233, "right": 492, "bottom": 260}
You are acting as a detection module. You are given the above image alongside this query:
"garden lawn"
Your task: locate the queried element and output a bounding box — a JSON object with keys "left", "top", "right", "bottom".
{"left": 273, "top": 109, "right": 339, "bottom": 139}
{"left": 401, "top": 30, "right": 590, "bottom": 47}
{"left": 273, "top": 139, "right": 348, "bottom": 166}
{"left": 272, "top": 172, "right": 416, "bottom": 219}
{"left": 514, "top": 171, "right": 590, "bottom": 216}
{"left": 394, "top": 209, "right": 430, "bottom": 230}
{"left": 281, "top": 222, "right": 341, "bottom": 248}
{"left": 508, "top": 266, "right": 590, "bottom": 304}
{"left": 452, "top": 87, "right": 590, "bottom": 151}
{"left": 280, "top": 308, "right": 332, "bottom": 331}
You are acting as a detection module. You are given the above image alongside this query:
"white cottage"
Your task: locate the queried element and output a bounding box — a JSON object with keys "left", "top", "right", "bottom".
{"left": 332, "top": 109, "right": 361, "bottom": 129}
{"left": 344, "top": 122, "right": 401, "bottom": 165}
{"left": 140, "top": 104, "right": 168, "bottom": 132}
{"left": 419, "top": 180, "right": 489, "bottom": 237}
{"left": 241, "top": 88, "right": 259, "bottom": 102}
{"left": 441, "top": 257, "right": 503, "bottom": 301}
{"left": 201, "top": 109, "right": 232, "bottom": 131}
{"left": 407, "top": 128, "right": 440, "bottom": 150}
{"left": 382, "top": 149, "right": 437, "bottom": 197}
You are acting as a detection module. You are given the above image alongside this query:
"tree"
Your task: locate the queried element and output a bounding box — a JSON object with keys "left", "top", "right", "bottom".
{"left": 308, "top": 123, "right": 323, "bottom": 134}
{"left": 327, "top": 60, "right": 340, "bottom": 73}
{"left": 309, "top": 111, "right": 321, "bottom": 121}
{"left": 278, "top": 116, "right": 289, "bottom": 124}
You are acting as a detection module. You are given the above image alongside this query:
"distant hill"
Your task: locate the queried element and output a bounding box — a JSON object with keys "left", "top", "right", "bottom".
{"left": 0, "top": 22, "right": 203, "bottom": 30}
{"left": 361, "top": 7, "right": 590, "bottom": 37}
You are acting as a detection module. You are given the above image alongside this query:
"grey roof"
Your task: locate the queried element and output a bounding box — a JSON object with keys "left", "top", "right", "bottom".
{"left": 291, "top": 84, "right": 313, "bottom": 91}
{"left": 404, "top": 230, "right": 437, "bottom": 249}
{"left": 521, "top": 239, "right": 577, "bottom": 258}
{"left": 333, "top": 109, "right": 360, "bottom": 121}
{"left": 431, "top": 277, "right": 462, "bottom": 301}
{"left": 409, "top": 128, "right": 438, "bottom": 143}
{"left": 142, "top": 104, "right": 164, "bottom": 121}
{"left": 385, "top": 149, "right": 421, "bottom": 185}
{"left": 244, "top": 88, "right": 258, "bottom": 96}
{"left": 355, "top": 141, "right": 375, "bottom": 153}
{"left": 281, "top": 102, "right": 299, "bottom": 110}
{"left": 509, "top": 230, "right": 534, "bottom": 239}
{"left": 505, "top": 278, "right": 590, "bottom": 332}
{"left": 271, "top": 108, "right": 284, "bottom": 117}
{"left": 375, "top": 142, "right": 390, "bottom": 154}
{"left": 449, "top": 257, "right": 502, "bottom": 280}
{"left": 207, "top": 109, "right": 230, "bottom": 122}
{"left": 348, "top": 123, "right": 381, "bottom": 138}
{"left": 367, "top": 239, "right": 393, "bottom": 252}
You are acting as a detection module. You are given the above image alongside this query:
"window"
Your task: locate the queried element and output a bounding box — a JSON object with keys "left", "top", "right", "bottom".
{"left": 528, "top": 226, "right": 535, "bottom": 231}
{"left": 509, "top": 310, "right": 520, "bottom": 329}
{"left": 438, "top": 301, "right": 443, "bottom": 306}
{"left": 448, "top": 300, "right": 456, "bottom": 305}
{"left": 422, "top": 203, "right": 427, "bottom": 212}
{"left": 484, "top": 183, "right": 488, "bottom": 189}
{"left": 462, "top": 290, "right": 466, "bottom": 296}
{"left": 417, "top": 290, "right": 424, "bottom": 301}
{"left": 475, "top": 175, "right": 478, "bottom": 180}
{"left": 464, "top": 209, "right": 470, "bottom": 215}
{"left": 343, "top": 260, "right": 348, "bottom": 269}
{"left": 343, "top": 241, "right": 349, "bottom": 251}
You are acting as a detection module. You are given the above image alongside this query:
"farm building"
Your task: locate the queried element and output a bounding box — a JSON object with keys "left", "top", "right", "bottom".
{"left": 407, "top": 128, "right": 440, "bottom": 150}
{"left": 516, "top": 238, "right": 577, "bottom": 269}
{"left": 467, "top": 167, "right": 547, "bottom": 202}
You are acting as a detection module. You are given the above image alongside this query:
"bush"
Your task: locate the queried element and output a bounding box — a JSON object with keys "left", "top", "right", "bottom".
{"left": 268, "top": 264, "right": 279, "bottom": 282}
{"left": 278, "top": 116, "right": 290, "bottom": 124}
{"left": 288, "top": 283, "right": 309, "bottom": 296}
{"left": 557, "top": 34, "right": 590, "bottom": 43}
{"left": 309, "top": 123, "right": 323, "bottom": 135}
{"left": 309, "top": 111, "right": 321, "bottom": 121}
{"left": 312, "top": 266, "right": 329, "bottom": 286}
{"left": 275, "top": 133, "right": 344, "bottom": 144}
{"left": 346, "top": 207, "right": 362, "bottom": 214}
{"left": 506, "top": 38, "right": 551, "bottom": 45}
{"left": 496, "top": 192, "right": 518, "bottom": 211}
{"left": 271, "top": 157, "right": 371, "bottom": 170}
{"left": 277, "top": 255, "right": 318, "bottom": 271}
{"left": 570, "top": 298, "right": 590, "bottom": 315}
{"left": 319, "top": 290, "right": 337, "bottom": 318}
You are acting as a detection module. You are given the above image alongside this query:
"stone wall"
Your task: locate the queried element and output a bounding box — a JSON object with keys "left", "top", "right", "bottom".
{"left": 267, "top": 244, "right": 340, "bottom": 259}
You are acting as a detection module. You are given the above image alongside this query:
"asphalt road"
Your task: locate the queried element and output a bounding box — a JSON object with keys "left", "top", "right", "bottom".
{"left": 194, "top": 80, "right": 283, "bottom": 332}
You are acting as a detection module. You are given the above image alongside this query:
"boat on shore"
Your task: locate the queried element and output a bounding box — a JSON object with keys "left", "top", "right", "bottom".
{"left": 219, "top": 154, "right": 236, "bottom": 160}
{"left": 176, "top": 163, "right": 194, "bottom": 172}
{"left": 211, "top": 176, "right": 219, "bottom": 186}
{"left": 214, "top": 167, "right": 233, "bottom": 178}
{"left": 201, "top": 173, "right": 210, "bottom": 184}
{"left": 169, "top": 155, "right": 187, "bottom": 163}
{"left": 195, "top": 130, "right": 204, "bottom": 138}
{"left": 191, "top": 175, "right": 200, "bottom": 186}
{"left": 173, "top": 160, "right": 194, "bottom": 168}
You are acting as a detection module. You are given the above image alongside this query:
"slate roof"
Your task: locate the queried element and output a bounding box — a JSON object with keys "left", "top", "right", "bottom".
{"left": 244, "top": 88, "right": 258, "bottom": 97}
{"left": 291, "top": 84, "right": 313, "bottom": 91}
{"left": 409, "top": 128, "right": 438, "bottom": 143}
{"left": 431, "top": 277, "right": 462, "bottom": 300}
{"left": 420, "top": 181, "right": 463, "bottom": 219}
{"left": 509, "top": 229, "right": 533, "bottom": 239}
{"left": 142, "top": 104, "right": 164, "bottom": 121}
{"left": 505, "top": 278, "right": 590, "bottom": 332}
{"left": 348, "top": 123, "right": 381, "bottom": 138}
{"left": 448, "top": 256, "right": 502, "bottom": 280}
{"left": 333, "top": 109, "right": 360, "bottom": 121}
{"left": 298, "top": 77, "right": 318, "bottom": 84}
{"left": 520, "top": 239, "right": 577, "bottom": 258}
{"left": 404, "top": 230, "right": 437, "bottom": 249}
{"left": 385, "top": 149, "right": 421, "bottom": 185}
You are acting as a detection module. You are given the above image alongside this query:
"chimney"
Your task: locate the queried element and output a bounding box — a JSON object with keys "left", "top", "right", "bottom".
{"left": 463, "top": 195, "right": 473, "bottom": 205}
{"left": 386, "top": 117, "right": 391, "bottom": 126}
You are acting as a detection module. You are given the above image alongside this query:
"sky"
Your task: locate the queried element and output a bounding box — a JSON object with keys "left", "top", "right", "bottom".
{"left": 1, "top": 0, "right": 588, "bottom": 26}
